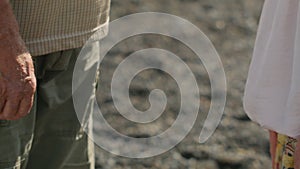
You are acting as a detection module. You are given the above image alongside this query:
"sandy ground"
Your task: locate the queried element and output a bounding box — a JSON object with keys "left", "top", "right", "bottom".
{"left": 94, "top": 0, "right": 269, "bottom": 168}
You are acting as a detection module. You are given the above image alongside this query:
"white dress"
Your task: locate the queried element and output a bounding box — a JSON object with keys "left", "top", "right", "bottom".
{"left": 244, "top": 0, "right": 300, "bottom": 139}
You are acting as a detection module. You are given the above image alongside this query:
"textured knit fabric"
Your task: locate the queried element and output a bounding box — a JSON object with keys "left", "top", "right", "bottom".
{"left": 9, "top": 0, "right": 110, "bottom": 56}
{"left": 243, "top": 0, "right": 300, "bottom": 139}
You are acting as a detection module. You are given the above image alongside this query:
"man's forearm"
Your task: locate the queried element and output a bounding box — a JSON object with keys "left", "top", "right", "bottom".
{"left": 0, "top": 0, "right": 36, "bottom": 120}
{"left": 0, "top": 0, "right": 27, "bottom": 55}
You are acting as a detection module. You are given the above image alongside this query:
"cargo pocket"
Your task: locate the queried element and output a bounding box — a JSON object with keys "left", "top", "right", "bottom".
{"left": 36, "top": 49, "right": 77, "bottom": 109}
{"left": 35, "top": 49, "right": 73, "bottom": 81}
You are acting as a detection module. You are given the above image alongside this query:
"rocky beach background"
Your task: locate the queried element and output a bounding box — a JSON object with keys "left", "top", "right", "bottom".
{"left": 94, "top": 0, "right": 268, "bottom": 168}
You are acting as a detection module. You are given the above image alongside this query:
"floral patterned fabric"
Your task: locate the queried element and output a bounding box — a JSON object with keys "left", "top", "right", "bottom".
{"left": 275, "top": 134, "right": 297, "bottom": 169}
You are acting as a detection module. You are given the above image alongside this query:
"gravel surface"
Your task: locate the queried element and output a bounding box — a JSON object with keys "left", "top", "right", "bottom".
{"left": 94, "top": 0, "right": 269, "bottom": 169}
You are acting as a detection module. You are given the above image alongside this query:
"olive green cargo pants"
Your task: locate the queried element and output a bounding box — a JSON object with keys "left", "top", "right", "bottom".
{"left": 0, "top": 48, "right": 95, "bottom": 169}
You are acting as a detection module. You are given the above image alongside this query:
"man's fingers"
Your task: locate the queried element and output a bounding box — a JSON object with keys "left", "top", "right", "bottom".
{"left": 0, "top": 95, "right": 33, "bottom": 120}
{"left": 1, "top": 99, "right": 20, "bottom": 120}
{"left": 0, "top": 99, "right": 5, "bottom": 113}
{"left": 16, "top": 95, "right": 33, "bottom": 118}
{"left": 0, "top": 100, "right": 6, "bottom": 119}
{"left": 0, "top": 99, "right": 6, "bottom": 119}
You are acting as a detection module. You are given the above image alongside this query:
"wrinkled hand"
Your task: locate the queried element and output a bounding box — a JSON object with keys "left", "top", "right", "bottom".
{"left": 0, "top": 0, "right": 36, "bottom": 120}
{"left": 0, "top": 50, "right": 36, "bottom": 120}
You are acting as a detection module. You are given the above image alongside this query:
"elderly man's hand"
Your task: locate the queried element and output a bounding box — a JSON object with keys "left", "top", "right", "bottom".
{"left": 0, "top": 51, "right": 36, "bottom": 120}
{"left": 0, "top": 0, "right": 36, "bottom": 120}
